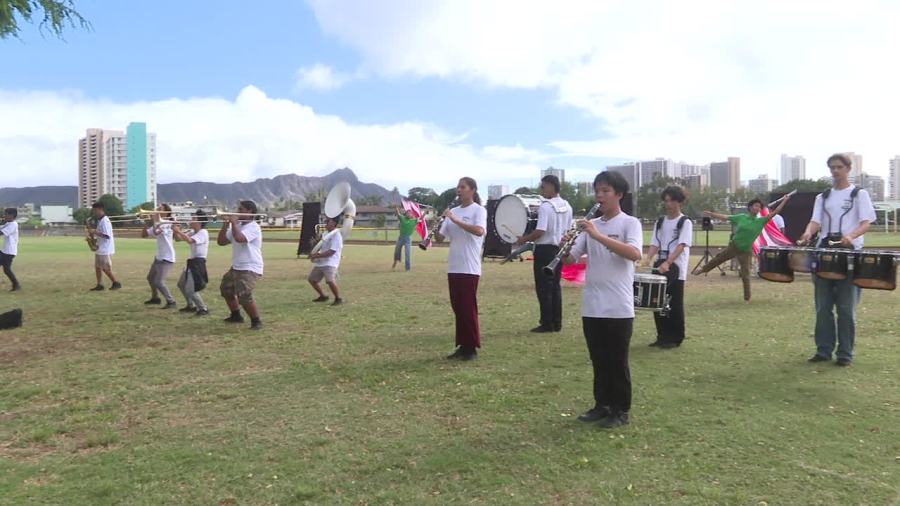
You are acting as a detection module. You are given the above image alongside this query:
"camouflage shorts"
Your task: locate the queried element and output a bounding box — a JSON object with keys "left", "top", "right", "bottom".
{"left": 220, "top": 268, "right": 261, "bottom": 305}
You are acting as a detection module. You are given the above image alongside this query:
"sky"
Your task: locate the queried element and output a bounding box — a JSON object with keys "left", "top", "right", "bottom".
{"left": 2, "top": 0, "right": 900, "bottom": 194}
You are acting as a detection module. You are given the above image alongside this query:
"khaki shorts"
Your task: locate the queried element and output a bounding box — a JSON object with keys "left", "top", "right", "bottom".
{"left": 95, "top": 254, "right": 112, "bottom": 270}
{"left": 220, "top": 268, "right": 261, "bottom": 305}
{"left": 308, "top": 266, "right": 337, "bottom": 283}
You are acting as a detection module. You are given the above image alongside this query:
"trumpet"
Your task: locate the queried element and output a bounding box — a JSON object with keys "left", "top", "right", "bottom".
{"left": 419, "top": 198, "right": 459, "bottom": 250}
{"left": 542, "top": 202, "right": 602, "bottom": 277}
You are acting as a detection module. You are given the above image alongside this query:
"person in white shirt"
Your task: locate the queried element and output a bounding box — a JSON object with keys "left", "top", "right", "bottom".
{"left": 88, "top": 202, "right": 121, "bottom": 291}
{"left": 436, "top": 177, "right": 487, "bottom": 361}
{"left": 0, "top": 208, "right": 21, "bottom": 291}
{"left": 513, "top": 175, "right": 573, "bottom": 333}
{"left": 772, "top": 213, "right": 786, "bottom": 234}
{"left": 217, "top": 200, "right": 264, "bottom": 330}
{"left": 308, "top": 217, "right": 344, "bottom": 306}
{"left": 643, "top": 186, "right": 692, "bottom": 349}
{"left": 141, "top": 204, "right": 177, "bottom": 308}
{"left": 798, "top": 153, "right": 877, "bottom": 367}
{"left": 565, "top": 171, "right": 643, "bottom": 429}
{"left": 174, "top": 210, "right": 211, "bottom": 316}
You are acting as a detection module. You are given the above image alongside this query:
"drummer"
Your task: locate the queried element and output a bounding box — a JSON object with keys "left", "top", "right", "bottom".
{"left": 798, "top": 153, "right": 876, "bottom": 367}
{"left": 514, "top": 175, "right": 572, "bottom": 333}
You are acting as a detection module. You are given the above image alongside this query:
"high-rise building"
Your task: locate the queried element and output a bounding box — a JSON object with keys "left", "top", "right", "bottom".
{"left": 126, "top": 122, "right": 157, "bottom": 209}
{"left": 859, "top": 173, "right": 885, "bottom": 201}
{"left": 541, "top": 167, "right": 565, "bottom": 183}
{"left": 780, "top": 154, "right": 806, "bottom": 184}
{"left": 78, "top": 129, "right": 112, "bottom": 209}
{"left": 104, "top": 131, "right": 127, "bottom": 203}
{"left": 844, "top": 152, "right": 863, "bottom": 183}
{"left": 77, "top": 123, "right": 157, "bottom": 210}
{"left": 889, "top": 156, "right": 900, "bottom": 200}
{"left": 709, "top": 157, "right": 741, "bottom": 193}
{"left": 487, "top": 185, "right": 509, "bottom": 200}
{"left": 637, "top": 158, "right": 674, "bottom": 187}
{"left": 674, "top": 162, "right": 709, "bottom": 187}
{"left": 605, "top": 163, "right": 637, "bottom": 192}
{"left": 577, "top": 181, "right": 593, "bottom": 197}
{"left": 748, "top": 174, "right": 777, "bottom": 194}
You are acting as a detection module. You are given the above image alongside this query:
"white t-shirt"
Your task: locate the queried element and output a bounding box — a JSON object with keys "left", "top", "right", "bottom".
{"left": 810, "top": 185, "right": 877, "bottom": 250}
{"left": 570, "top": 212, "right": 643, "bottom": 318}
{"left": 772, "top": 214, "right": 785, "bottom": 231}
{"left": 439, "top": 203, "right": 487, "bottom": 275}
{"left": 535, "top": 196, "right": 573, "bottom": 245}
{"left": 1, "top": 220, "right": 19, "bottom": 256}
{"left": 226, "top": 221, "right": 264, "bottom": 275}
{"left": 95, "top": 216, "right": 115, "bottom": 255}
{"left": 188, "top": 229, "right": 209, "bottom": 259}
{"left": 314, "top": 230, "right": 343, "bottom": 268}
{"left": 650, "top": 214, "right": 693, "bottom": 281}
{"left": 147, "top": 224, "right": 175, "bottom": 262}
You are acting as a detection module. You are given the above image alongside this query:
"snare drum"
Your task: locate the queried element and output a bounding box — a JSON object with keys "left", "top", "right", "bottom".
{"left": 493, "top": 194, "right": 543, "bottom": 244}
{"left": 816, "top": 249, "right": 850, "bottom": 280}
{"left": 758, "top": 247, "right": 793, "bottom": 283}
{"left": 634, "top": 273, "right": 668, "bottom": 312}
{"left": 853, "top": 252, "right": 897, "bottom": 290}
{"left": 788, "top": 248, "right": 814, "bottom": 273}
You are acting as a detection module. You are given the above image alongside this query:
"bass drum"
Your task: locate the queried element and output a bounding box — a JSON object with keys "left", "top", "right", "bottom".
{"left": 493, "top": 194, "right": 543, "bottom": 244}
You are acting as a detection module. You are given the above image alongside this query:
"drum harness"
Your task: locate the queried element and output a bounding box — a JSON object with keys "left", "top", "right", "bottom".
{"left": 818, "top": 187, "right": 860, "bottom": 248}
{"left": 653, "top": 215, "right": 690, "bottom": 272}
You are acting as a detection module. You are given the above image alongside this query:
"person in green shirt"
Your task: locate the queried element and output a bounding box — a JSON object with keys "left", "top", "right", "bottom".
{"left": 693, "top": 195, "right": 791, "bottom": 302}
{"left": 393, "top": 207, "right": 419, "bottom": 271}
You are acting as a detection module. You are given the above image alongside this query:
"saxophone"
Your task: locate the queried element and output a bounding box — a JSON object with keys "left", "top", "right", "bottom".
{"left": 85, "top": 218, "right": 99, "bottom": 252}
{"left": 418, "top": 198, "right": 459, "bottom": 250}
{"left": 542, "top": 202, "right": 602, "bottom": 277}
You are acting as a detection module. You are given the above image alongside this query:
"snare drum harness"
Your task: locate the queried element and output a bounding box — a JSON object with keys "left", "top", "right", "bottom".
{"left": 654, "top": 215, "right": 690, "bottom": 261}
{"left": 819, "top": 187, "right": 860, "bottom": 247}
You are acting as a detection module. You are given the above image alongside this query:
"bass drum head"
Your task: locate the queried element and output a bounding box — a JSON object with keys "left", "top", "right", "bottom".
{"left": 493, "top": 194, "right": 541, "bottom": 244}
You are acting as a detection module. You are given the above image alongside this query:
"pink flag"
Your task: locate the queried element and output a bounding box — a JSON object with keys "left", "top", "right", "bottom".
{"left": 753, "top": 207, "right": 792, "bottom": 255}
{"left": 401, "top": 198, "right": 428, "bottom": 240}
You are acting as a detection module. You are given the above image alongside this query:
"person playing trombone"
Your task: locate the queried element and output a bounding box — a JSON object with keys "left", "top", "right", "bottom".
{"left": 141, "top": 204, "right": 178, "bottom": 308}
{"left": 173, "top": 209, "right": 210, "bottom": 316}
{"left": 217, "top": 200, "right": 264, "bottom": 330}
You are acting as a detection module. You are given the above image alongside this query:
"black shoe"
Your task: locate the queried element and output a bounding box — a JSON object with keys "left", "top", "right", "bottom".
{"left": 89, "top": 284, "right": 105, "bottom": 291}
{"left": 144, "top": 298, "right": 162, "bottom": 305}
{"left": 313, "top": 295, "right": 329, "bottom": 302}
{"left": 161, "top": 301, "right": 177, "bottom": 309}
{"left": 459, "top": 349, "right": 478, "bottom": 361}
{"left": 10, "top": 285, "right": 21, "bottom": 292}
{"left": 658, "top": 342, "right": 680, "bottom": 349}
{"left": 598, "top": 412, "right": 629, "bottom": 429}
{"left": 835, "top": 357, "right": 852, "bottom": 367}
{"left": 196, "top": 309, "right": 210, "bottom": 316}
{"left": 808, "top": 354, "right": 830, "bottom": 363}
{"left": 224, "top": 314, "right": 245, "bottom": 323}
{"left": 331, "top": 298, "right": 343, "bottom": 306}
{"left": 577, "top": 406, "right": 611, "bottom": 422}
{"left": 552, "top": 325, "right": 562, "bottom": 332}
{"left": 179, "top": 306, "right": 197, "bottom": 313}
{"left": 110, "top": 282, "right": 122, "bottom": 290}
{"left": 530, "top": 325, "right": 553, "bottom": 333}
{"left": 446, "top": 347, "right": 464, "bottom": 360}
{"left": 250, "top": 320, "right": 263, "bottom": 331}
{"left": 648, "top": 339, "right": 663, "bottom": 347}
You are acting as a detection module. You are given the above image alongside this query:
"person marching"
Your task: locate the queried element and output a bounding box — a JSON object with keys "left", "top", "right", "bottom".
{"left": 141, "top": 204, "right": 177, "bottom": 309}
{"left": 436, "top": 177, "right": 487, "bottom": 361}
{"left": 0, "top": 208, "right": 21, "bottom": 291}
{"left": 693, "top": 195, "right": 791, "bottom": 302}
{"left": 643, "top": 186, "right": 692, "bottom": 349}
{"left": 308, "top": 217, "right": 344, "bottom": 305}
{"left": 513, "top": 174, "right": 572, "bottom": 333}
{"left": 392, "top": 207, "right": 418, "bottom": 271}
{"left": 173, "top": 209, "right": 211, "bottom": 316}
{"left": 217, "top": 200, "right": 264, "bottom": 330}
{"left": 798, "top": 153, "right": 876, "bottom": 366}
{"left": 88, "top": 202, "right": 122, "bottom": 291}
{"left": 566, "top": 171, "right": 643, "bottom": 429}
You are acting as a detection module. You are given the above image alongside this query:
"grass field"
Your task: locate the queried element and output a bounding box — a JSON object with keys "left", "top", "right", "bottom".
{"left": 1, "top": 238, "right": 898, "bottom": 505}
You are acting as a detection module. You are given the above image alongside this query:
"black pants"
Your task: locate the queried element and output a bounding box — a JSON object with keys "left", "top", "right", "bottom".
{"left": 582, "top": 317, "right": 633, "bottom": 414}
{"left": 653, "top": 279, "right": 685, "bottom": 344}
{"left": 0, "top": 253, "right": 18, "bottom": 287}
{"left": 533, "top": 244, "right": 562, "bottom": 329}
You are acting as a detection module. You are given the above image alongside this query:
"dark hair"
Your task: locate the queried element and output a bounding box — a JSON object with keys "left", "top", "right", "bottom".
{"left": 458, "top": 177, "right": 482, "bottom": 205}
{"left": 660, "top": 185, "right": 687, "bottom": 203}
{"left": 827, "top": 153, "right": 852, "bottom": 168}
{"left": 747, "top": 198, "right": 764, "bottom": 209}
{"left": 159, "top": 203, "right": 173, "bottom": 219}
{"left": 91, "top": 202, "right": 105, "bottom": 210}
{"left": 4, "top": 207, "right": 17, "bottom": 218}
{"left": 541, "top": 174, "right": 561, "bottom": 194}
{"left": 194, "top": 209, "right": 208, "bottom": 228}
{"left": 239, "top": 200, "right": 258, "bottom": 215}
{"left": 594, "top": 170, "right": 629, "bottom": 196}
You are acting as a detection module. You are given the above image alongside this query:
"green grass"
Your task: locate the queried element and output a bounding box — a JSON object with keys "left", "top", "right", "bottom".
{"left": 1, "top": 237, "right": 898, "bottom": 505}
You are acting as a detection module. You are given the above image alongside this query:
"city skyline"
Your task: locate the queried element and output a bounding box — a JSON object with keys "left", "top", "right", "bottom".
{"left": 77, "top": 123, "right": 157, "bottom": 209}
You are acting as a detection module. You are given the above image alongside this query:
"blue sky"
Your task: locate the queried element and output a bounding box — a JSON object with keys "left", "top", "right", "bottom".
{"left": 2, "top": 0, "right": 898, "bottom": 193}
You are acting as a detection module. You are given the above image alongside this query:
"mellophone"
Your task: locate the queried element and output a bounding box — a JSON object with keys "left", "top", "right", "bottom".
{"left": 758, "top": 246, "right": 899, "bottom": 290}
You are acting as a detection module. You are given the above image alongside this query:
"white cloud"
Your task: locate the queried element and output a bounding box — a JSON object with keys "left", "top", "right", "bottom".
{"left": 0, "top": 86, "right": 538, "bottom": 192}
{"left": 308, "top": 0, "right": 900, "bottom": 180}
{"left": 294, "top": 63, "right": 351, "bottom": 92}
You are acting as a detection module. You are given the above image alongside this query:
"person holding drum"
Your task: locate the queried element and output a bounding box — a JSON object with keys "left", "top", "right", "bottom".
{"left": 798, "top": 153, "right": 876, "bottom": 366}
{"left": 565, "top": 171, "right": 642, "bottom": 429}
{"left": 435, "top": 177, "right": 486, "bottom": 362}
{"left": 643, "top": 186, "right": 692, "bottom": 349}
{"left": 693, "top": 196, "right": 791, "bottom": 302}
{"left": 514, "top": 174, "right": 573, "bottom": 333}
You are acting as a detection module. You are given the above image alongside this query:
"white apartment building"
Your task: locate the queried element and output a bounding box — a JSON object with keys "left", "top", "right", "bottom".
{"left": 780, "top": 154, "right": 806, "bottom": 184}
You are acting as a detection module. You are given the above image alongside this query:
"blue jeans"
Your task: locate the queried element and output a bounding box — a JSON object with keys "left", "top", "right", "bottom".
{"left": 394, "top": 235, "right": 412, "bottom": 270}
{"left": 813, "top": 273, "right": 860, "bottom": 360}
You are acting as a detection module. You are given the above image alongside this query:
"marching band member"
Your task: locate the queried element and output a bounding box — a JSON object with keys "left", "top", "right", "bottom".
{"left": 217, "top": 200, "right": 264, "bottom": 330}
{"left": 88, "top": 202, "right": 121, "bottom": 291}
{"left": 0, "top": 208, "right": 21, "bottom": 291}
{"left": 141, "top": 204, "right": 177, "bottom": 308}
{"left": 436, "top": 177, "right": 487, "bottom": 361}
{"left": 392, "top": 207, "right": 418, "bottom": 271}
{"left": 514, "top": 175, "right": 572, "bottom": 333}
{"left": 308, "top": 217, "right": 344, "bottom": 305}
{"left": 798, "top": 154, "right": 876, "bottom": 366}
{"left": 173, "top": 210, "right": 210, "bottom": 316}
{"left": 565, "top": 171, "right": 642, "bottom": 429}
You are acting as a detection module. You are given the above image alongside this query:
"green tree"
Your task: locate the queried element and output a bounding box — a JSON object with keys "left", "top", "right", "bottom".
{"left": 372, "top": 213, "right": 386, "bottom": 228}
{"left": 407, "top": 187, "right": 437, "bottom": 206}
{"left": 774, "top": 179, "right": 830, "bottom": 194}
{"left": 358, "top": 195, "right": 384, "bottom": 206}
{"left": 514, "top": 186, "right": 536, "bottom": 195}
{"left": 1, "top": 0, "right": 90, "bottom": 39}
{"left": 303, "top": 187, "right": 328, "bottom": 203}
{"left": 129, "top": 201, "right": 154, "bottom": 214}
{"left": 434, "top": 188, "right": 458, "bottom": 212}
{"left": 96, "top": 194, "right": 124, "bottom": 224}
{"left": 73, "top": 207, "right": 91, "bottom": 225}
{"left": 634, "top": 174, "right": 675, "bottom": 218}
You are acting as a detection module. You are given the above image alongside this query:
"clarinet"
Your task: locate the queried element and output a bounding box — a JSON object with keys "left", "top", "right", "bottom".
{"left": 419, "top": 198, "right": 459, "bottom": 250}
{"left": 542, "top": 202, "right": 602, "bottom": 277}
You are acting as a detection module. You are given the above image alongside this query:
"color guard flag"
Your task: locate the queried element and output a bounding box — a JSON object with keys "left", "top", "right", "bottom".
{"left": 401, "top": 198, "right": 428, "bottom": 240}
{"left": 753, "top": 207, "right": 792, "bottom": 255}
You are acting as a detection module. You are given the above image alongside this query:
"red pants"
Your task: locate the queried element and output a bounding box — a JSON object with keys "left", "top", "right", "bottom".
{"left": 448, "top": 274, "right": 481, "bottom": 349}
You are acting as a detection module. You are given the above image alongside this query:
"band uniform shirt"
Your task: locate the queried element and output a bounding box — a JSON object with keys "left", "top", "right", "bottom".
{"left": 772, "top": 214, "right": 785, "bottom": 231}
{"left": 1, "top": 220, "right": 19, "bottom": 256}
{"left": 95, "top": 216, "right": 115, "bottom": 255}
{"left": 729, "top": 214, "right": 770, "bottom": 252}
{"left": 570, "top": 212, "right": 643, "bottom": 319}
{"left": 313, "top": 230, "right": 343, "bottom": 269}
{"left": 439, "top": 203, "right": 487, "bottom": 276}
{"left": 188, "top": 229, "right": 209, "bottom": 259}
{"left": 146, "top": 223, "right": 176, "bottom": 263}
{"left": 811, "top": 185, "right": 876, "bottom": 250}
{"left": 534, "top": 196, "right": 573, "bottom": 245}
{"left": 650, "top": 215, "right": 692, "bottom": 281}
{"left": 226, "top": 221, "right": 264, "bottom": 275}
